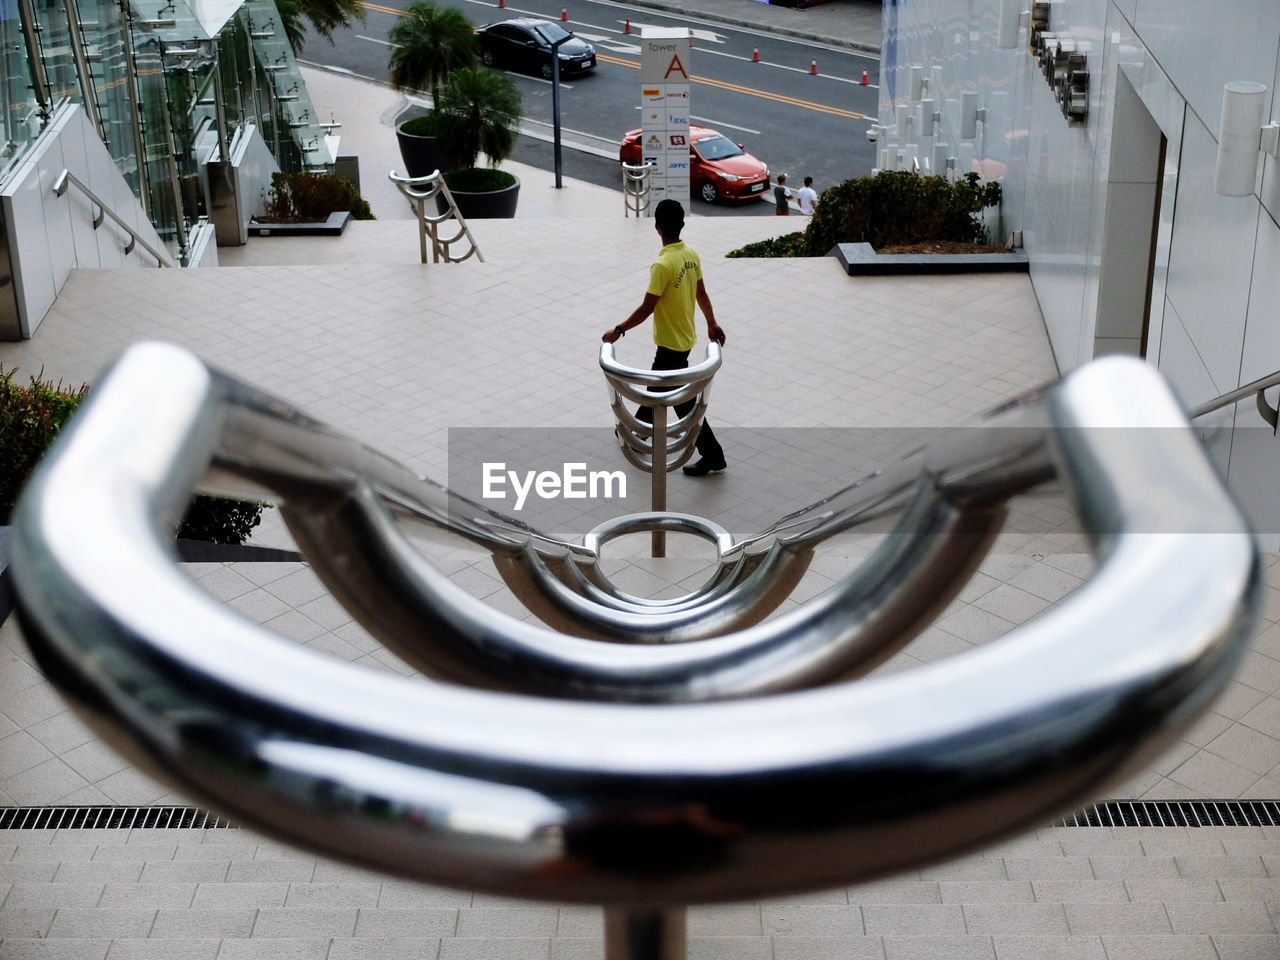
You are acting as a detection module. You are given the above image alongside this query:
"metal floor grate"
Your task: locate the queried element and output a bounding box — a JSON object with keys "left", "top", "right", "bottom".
{"left": 0, "top": 806, "right": 236, "bottom": 830}
{"left": 3, "top": 801, "right": 1279, "bottom": 831}
{"left": 1057, "top": 799, "right": 1280, "bottom": 828}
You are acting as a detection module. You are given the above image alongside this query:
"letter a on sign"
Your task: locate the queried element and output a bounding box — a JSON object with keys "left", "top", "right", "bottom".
{"left": 665, "top": 53, "right": 688, "bottom": 79}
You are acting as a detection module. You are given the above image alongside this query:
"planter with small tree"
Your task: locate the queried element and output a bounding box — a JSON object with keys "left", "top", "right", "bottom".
{"left": 388, "top": 1, "right": 478, "bottom": 178}
{"left": 433, "top": 66, "right": 523, "bottom": 219}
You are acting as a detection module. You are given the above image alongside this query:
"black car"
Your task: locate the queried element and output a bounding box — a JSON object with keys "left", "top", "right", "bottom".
{"left": 475, "top": 18, "right": 596, "bottom": 79}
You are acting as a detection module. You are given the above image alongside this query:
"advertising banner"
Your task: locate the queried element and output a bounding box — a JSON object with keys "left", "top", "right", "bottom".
{"left": 640, "top": 27, "right": 692, "bottom": 210}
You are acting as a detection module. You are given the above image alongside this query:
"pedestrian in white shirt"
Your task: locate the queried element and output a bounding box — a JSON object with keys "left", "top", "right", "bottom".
{"left": 797, "top": 176, "right": 818, "bottom": 216}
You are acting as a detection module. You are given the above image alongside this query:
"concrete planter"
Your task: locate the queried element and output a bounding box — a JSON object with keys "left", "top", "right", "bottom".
{"left": 833, "top": 242, "right": 1028, "bottom": 276}
{"left": 247, "top": 211, "right": 352, "bottom": 237}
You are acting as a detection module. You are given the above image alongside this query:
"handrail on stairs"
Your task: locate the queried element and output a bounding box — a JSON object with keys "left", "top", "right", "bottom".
{"left": 52, "top": 170, "right": 172, "bottom": 267}
{"left": 1188, "top": 367, "right": 1280, "bottom": 432}
{"left": 388, "top": 168, "right": 484, "bottom": 264}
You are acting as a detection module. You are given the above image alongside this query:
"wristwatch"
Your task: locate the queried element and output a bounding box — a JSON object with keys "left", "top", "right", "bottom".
{"left": 614, "top": 325, "right": 625, "bottom": 338}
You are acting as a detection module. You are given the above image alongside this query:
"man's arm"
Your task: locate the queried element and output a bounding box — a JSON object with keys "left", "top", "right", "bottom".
{"left": 603, "top": 293, "right": 660, "bottom": 343}
{"left": 695, "top": 278, "right": 725, "bottom": 346}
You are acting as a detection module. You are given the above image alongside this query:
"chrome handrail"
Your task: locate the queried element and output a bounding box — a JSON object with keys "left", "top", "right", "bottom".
{"left": 388, "top": 168, "right": 484, "bottom": 264}
{"left": 52, "top": 170, "right": 172, "bottom": 267}
{"left": 8, "top": 344, "right": 1258, "bottom": 925}
{"left": 601, "top": 342, "right": 722, "bottom": 556}
{"left": 1188, "top": 366, "right": 1280, "bottom": 432}
{"left": 622, "top": 160, "right": 652, "bottom": 217}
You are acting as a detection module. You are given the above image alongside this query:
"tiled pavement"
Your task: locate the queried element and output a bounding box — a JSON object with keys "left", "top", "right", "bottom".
{"left": 3, "top": 52, "right": 1280, "bottom": 960}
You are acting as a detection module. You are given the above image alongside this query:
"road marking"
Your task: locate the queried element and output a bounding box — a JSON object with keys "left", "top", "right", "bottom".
{"left": 356, "top": 34, "right": 394, "bottom": 46}
{"left": 690, "top": 116, "right": 761, "bottom": 135}
{"left": 597, "top": 53, "right": 870, "bottom": 120}
{"left": 508, "top": 71, "right": 575, "bottom": 88}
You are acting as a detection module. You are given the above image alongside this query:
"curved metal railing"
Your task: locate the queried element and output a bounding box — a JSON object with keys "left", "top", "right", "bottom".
{"left": 388, "top": 169, "right": 483, "bottom": 264}
{"left": 622, "top": 160, "right": 653, "bottom": 217}
{"left": 601, "top": 341, "right": 721, "bottom": 557}
{"left": 8, "top": 342, "right": 1259, "bottom": 958}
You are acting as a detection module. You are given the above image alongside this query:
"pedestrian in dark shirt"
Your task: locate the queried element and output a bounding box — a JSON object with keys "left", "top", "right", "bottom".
{"left": 773, "top": 173, "right": 791, "bottom": 215}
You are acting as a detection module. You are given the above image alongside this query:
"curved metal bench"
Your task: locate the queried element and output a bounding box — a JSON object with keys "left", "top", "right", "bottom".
{"left": 8, "top": 341, "right": 1258, "bottom": 959}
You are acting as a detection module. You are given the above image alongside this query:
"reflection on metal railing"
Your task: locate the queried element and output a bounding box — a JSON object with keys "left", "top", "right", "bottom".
{"left": 1190, "top": 366, "right": 1280, "bottom": 433}
{"left": 389, "top": 168, "right": 484, "bottom": 264}
{"left": 601, "top": 341, "right": 720, "bottom": 556}
{"left": 52, "top": 170, "right": 172, "bottom": 266}
{"left": 622, "top": 160, "right": 652, "bottom": 217}
{"left": 8, "top": 344, "right": 1259, "bottom": 960}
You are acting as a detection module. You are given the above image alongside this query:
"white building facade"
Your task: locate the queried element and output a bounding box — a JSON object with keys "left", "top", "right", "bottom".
{"left": 879, "top": 0, "right": 1280, "bottom": 543}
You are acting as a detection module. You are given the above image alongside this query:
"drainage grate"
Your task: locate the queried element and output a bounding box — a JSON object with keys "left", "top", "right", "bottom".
{"left": 1057, "top": 799, "right": 1280, "bottom": 828}
{"left": 4, "top": 800, "right": 1280, "bottom": 831}
{"left": 0, "top": 806, "right": 236, "bottom": 830}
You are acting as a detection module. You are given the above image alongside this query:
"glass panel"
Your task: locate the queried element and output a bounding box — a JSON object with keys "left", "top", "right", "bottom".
{"left": 0, "top": 0, "right": 49, "bottom": 178}
{"left": 129, "top": 27, "right": 185, "bottom": 257}
{"left": 76, "top": 0, "right": 142, "bottom": 192}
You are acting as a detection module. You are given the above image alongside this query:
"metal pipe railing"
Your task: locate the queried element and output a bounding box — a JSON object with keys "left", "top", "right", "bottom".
{"left": 52, "top": 170, "right": 172, "bottom": 266}
{"left": 7, "top": 344, "right": 1257, "bottom": 940}
{"left": 1189, "top": 366, "right": 1280, "bottom": 431}
{"left": 388, "top": 169, "right": 484, "bottom": 264}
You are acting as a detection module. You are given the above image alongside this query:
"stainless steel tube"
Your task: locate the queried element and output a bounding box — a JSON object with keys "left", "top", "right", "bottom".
{"left": 9, "top": 343, "right": 1258, "bottom": 906}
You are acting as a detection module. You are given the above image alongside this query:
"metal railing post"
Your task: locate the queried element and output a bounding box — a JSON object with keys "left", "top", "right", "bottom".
{"left": 605, "top": 908, "right": 685, "bottom": 960}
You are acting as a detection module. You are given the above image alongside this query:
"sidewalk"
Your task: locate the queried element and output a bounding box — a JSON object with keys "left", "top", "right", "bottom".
{"left": 627, "top": 0, "right": 883, "bottom": 54}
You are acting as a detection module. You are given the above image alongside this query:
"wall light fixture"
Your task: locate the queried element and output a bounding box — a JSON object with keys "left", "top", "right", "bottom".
{"left": 1215, "top": 81, "right": 1279, "bottom": 197}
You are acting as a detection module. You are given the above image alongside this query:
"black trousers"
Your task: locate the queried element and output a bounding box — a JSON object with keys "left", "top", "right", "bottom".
{"left": 635, "top": 346, "right": 725, "bottom": 463}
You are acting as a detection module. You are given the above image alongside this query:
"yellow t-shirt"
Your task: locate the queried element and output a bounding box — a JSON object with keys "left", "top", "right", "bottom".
{"left": 647, "top": 241, "right": 701, "bottom": 351}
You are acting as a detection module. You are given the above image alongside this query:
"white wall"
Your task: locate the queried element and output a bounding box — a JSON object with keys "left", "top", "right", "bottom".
{"left": 0, "top": 103, "right": 172, "bottom": 340}
{"left": 882, "top": 0, "right": 1280, "bottom": 544}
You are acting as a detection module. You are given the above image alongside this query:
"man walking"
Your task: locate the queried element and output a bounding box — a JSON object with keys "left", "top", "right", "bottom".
{"left": 602, "top": 199, "right": 727, "bottom": 476}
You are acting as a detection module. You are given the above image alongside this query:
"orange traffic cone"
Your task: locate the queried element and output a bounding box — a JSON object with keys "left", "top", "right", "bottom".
{"left": 560, "top": 6, "right": 567, "bottom": 20}
{"left": 624, "top": 17, "right": 630, "bottom": 33}
{"left": 752, "top": 46, "right": 760, "bottom": 62}
{"left": 860, "top": 69, "right": 869, "bottom": 85}
{"left": 809, "top": 58, "right": 818, "bottom": 75}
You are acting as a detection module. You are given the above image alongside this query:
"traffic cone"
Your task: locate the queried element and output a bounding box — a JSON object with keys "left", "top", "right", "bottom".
{"left": 860, "top": 69, "right": 869, "bottom": 85}
{"left": 809, "top": 58, "right": 818, "bottom": 75}
{"left": 560, "top": 6, "right": 567, "bottom": 20}
{"left": 624, "top": 17, "right": 630, "bottom": 33}
{"left": 752, "top": 46, "right": 760, "bottom": 62}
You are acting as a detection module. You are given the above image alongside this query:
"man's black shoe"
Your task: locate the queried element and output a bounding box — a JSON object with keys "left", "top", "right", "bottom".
{"left": 682, "top": 457, "right": 727, "bottom": 477}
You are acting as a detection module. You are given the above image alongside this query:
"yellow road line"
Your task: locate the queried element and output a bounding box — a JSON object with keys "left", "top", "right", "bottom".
{"left": 356, "top": 4, "right": 868, "bottom": 121}
{"left": 597, "top": 52, "right": 867, "bottom": 120}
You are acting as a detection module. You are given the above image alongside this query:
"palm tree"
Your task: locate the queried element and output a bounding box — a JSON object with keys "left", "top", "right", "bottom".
{"left": 275, "top": 0, "right": 365, "bottom": 55}
{"left": 387, "top": 2, "right": 478, "bottom": 106}
{"left": 434, "top": 66, "right": 522, "bottom": 173}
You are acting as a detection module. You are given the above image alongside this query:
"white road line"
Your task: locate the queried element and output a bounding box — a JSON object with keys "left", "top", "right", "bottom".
{"left": 690, "top": 115, "right": 761, "bottom": 135}
{"left": 357, "top": 34, "right": 394, "bottom": 47}
{"left": 510, "top": 71, "right": 575, "bottom": 88}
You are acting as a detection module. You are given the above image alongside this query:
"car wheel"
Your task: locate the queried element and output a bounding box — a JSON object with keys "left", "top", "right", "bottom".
{"left": 540, "top": 60, "right": 554, "bottom": 80}
{"left": 481, "top": 49, "right": 496, "bottom": 67}
{"left": 699, "top": 181, "right": 719, "bottom": 204}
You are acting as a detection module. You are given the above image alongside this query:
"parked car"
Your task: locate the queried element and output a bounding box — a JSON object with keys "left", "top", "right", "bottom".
{"left": 475, "top": 18, "right": 596, "bottom": 79}
{"left": 619, "top": 125, "right": 771, "bottom": 203}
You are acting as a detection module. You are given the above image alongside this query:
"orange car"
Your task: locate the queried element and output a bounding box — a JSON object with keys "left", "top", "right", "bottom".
{"left": 620, "top": 125, "right": 771, "bottom": 203}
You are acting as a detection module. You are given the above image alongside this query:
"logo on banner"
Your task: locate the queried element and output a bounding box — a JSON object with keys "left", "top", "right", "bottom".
{"left": 668, "top": 114, "right": 688, "bottom": 126}
{"left": 664, "top": 54, "right": 688, "bottom": 79}
{"left": 669, "top": 134, "right": 687, "bottom": 146}
{"left": 644, "top": 134, "right": 663, "bottom": 151}
{"left": 642, "top": 88, "right": 662, "bottom": 98}
{"left": 667, "top": 160, "right": 689, "bottom": 171}
{"left": 663, "top": 86, "right": 689, "bottom": 100}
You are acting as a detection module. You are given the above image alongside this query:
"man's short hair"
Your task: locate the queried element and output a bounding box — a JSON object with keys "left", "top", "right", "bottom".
{"left": 654, "top": 199, "right": 685, "bottom": 237}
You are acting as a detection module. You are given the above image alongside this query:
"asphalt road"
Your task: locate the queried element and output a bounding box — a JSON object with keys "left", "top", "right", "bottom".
{"left": 303, "top": 0, "right": 881, "bottom": 211}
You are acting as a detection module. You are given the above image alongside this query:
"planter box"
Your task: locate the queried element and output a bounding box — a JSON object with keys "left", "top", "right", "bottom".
{"left": 248, "top": 211, "right": 352, "bottom": 237}
{"left": 833, "top": 242, "right": 1029, "bottom": 276}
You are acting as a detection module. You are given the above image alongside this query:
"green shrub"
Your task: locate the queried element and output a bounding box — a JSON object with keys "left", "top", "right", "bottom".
{"left": 726, "top": 231, "right": 807, "bottom": 259}
{"left": 443, "top": 167, "right": 516, "bottom": 192}
{"left": 0, "top": 367, "right": 266, "bottom": 544}
{"left": 802, "top": 171, "right": 1001, "bottom": 256}
{"left": 260, "top": 171, "right": 375, "bottom": 223}
{"left": 398, "top": 113, "right": 438, "bottom": 137}
{"left": 727, "top": 171, "right": 1002, "bottom": 258}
